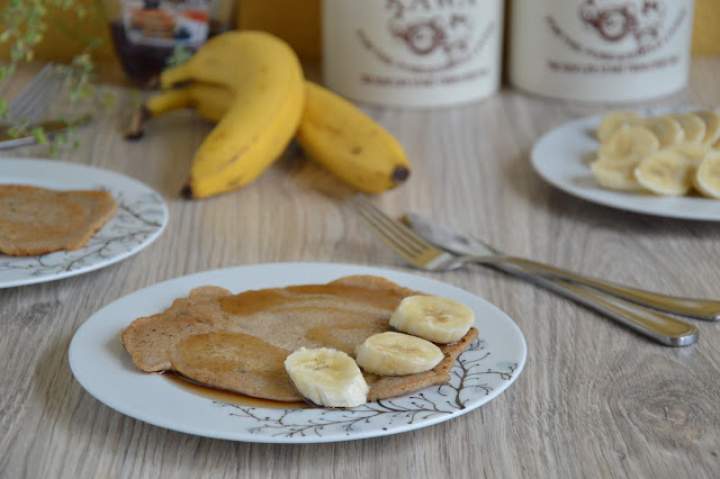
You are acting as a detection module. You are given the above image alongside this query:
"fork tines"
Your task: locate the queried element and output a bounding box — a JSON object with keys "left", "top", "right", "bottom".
{"left": 7, "top": 64, "right": 61, "bottom": 122}
{"left": 351, "top": 195, "right": 445, "bottom": 269}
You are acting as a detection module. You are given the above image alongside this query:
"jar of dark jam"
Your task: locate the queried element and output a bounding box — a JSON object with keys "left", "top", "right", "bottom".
{"left": 106, "top": 0, "right": 232, "bottom": 87}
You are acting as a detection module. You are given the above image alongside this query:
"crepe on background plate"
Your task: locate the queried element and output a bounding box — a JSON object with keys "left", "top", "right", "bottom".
{"left": 0, "top": 184, "right": 117, "bottom": 256}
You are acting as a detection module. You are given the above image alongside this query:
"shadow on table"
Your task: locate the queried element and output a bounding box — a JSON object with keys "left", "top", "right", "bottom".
{"left": 278, "top": 144, "right": 358, "bottom": 202}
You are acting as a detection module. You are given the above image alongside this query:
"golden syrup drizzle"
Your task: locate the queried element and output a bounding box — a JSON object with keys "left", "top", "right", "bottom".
{"left": 164, "top": 372, "right": 308, "bottom": 409}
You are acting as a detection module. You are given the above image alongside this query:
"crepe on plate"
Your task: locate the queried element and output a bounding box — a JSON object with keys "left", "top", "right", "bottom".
{"left": 122, "top": 275, "right": 478, "bottom": 402}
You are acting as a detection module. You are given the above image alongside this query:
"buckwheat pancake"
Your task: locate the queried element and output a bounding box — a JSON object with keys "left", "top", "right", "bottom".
{"left": 122, "top": 275, "right": 478, "bottom": 402}
{"left": 0, "top": 184, "right": 117, "bottom": 256}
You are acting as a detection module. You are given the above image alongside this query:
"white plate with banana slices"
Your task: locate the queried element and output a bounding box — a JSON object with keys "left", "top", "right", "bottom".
{"left": 532, "top": 111, "right": 720, "bottom": 221}
{"left": 69, "top": 263, "right": 527, "bottom": 444}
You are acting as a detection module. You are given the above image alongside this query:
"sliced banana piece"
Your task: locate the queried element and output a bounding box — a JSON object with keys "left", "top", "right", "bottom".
{"left": 644, "top": 116, "right": 685, "bottom": 148}
{"left": 695, "top": 110, "right": 720, "bottom": 146}
{"left": 598, "top": 125, "right": 659, "bottom": 160}
{"left": 590, "top": 157, "right": 644, "bottom": 191}
{"left": 694, "top": 150, "right": 720, "bottom": 199}
{"left": 673, "top": 113, "right": 707, "bottom": 144}
{"left": 673, "top": 143, "right": 709, "bottom": 168}
{"left": 597, "top": 111, "right": 641, "bottom": 142}
{"left": 390, "top": 295, "right": 475, "bottom": 344}
{"left": 284, "top": 347, "right": 368, "bottom": 407}
{"left": 634, "top": 150, "right": 693, "bottom": 196}
{"left": 355, "top": 332, "right": 443, "bottom": 376}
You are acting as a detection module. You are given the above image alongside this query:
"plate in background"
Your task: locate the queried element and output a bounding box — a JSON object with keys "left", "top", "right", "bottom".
{"left": 531, "top": 114, "right": 720, "bottom": 221}
{"left": 0, "top": 158, "right": 167, "bottom": 288}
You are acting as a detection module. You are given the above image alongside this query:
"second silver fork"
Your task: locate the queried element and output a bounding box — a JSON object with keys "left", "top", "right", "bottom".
{"left": 402, "top": 213, "right": 720, "bottom": 322}
{"left": 353, "top": 196, "right": 698, "bottom": 346}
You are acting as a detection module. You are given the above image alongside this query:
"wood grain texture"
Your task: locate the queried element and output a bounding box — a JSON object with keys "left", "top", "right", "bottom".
{"left": 2, "top": 59, "right": 720, "bottom": 478}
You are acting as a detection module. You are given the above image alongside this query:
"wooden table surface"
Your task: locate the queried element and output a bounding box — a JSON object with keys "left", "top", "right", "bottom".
{"left": 2, "top": 60, "right": 720, "bottom": 479}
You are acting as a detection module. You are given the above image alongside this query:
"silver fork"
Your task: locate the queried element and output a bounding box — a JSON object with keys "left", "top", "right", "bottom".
{"left": 352, "top": 196, "right": 698, "bottom": 346}
{"left": 355, "top": 196, "right": 720, "bottom": 321}
{"left": 5, "top": 64, "right": 62, "bottom": 123}
{"left": 401, "top": 212, "right": 720, "bottom": 322}
{"left": 0, "top": 64, "right": 81, "bottom": 150}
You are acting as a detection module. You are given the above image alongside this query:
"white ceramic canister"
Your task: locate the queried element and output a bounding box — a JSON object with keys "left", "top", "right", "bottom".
{"left": 323, "top": 0, "right": 504, "bottom": 108}
{"left": 509, "top": 0, "right": 694, "bottom": 103}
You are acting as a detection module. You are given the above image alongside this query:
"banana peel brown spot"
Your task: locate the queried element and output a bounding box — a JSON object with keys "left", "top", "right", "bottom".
{"left": 392, "top": 166, "right": 410, "bottom": 184}
{"left": 227, "top": 176, "right": 245, "bottom": 188}
{"left": 180, "top": 184, "right": 193, "bottom": 199}
{"left": 222, "top": 143, "right": 253, "bottom": 169}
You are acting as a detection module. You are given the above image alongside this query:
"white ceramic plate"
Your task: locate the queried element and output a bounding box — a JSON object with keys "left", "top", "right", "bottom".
{"left": 69, "top": 263, "right": 527, "bottom": 444}
{"left": 531, "top": 114, "right": 720, "bottom": 221}
{"left": 0, "top": 158, "right": 167, "bottom": 288}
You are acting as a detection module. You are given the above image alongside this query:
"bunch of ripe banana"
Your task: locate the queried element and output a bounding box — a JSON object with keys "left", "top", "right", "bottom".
{"left": 133, "top": 31, "right": 410, "bottom": 198}
{"left": 591, "top": 110, "right": 720, "bottom": 198}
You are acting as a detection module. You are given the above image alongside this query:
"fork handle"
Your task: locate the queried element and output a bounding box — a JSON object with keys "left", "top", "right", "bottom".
{"left": 472, "top": 255, "right": 720, "bottom": 321}
{"left": 490, "top": 264, "right": 698, "bottom": 346}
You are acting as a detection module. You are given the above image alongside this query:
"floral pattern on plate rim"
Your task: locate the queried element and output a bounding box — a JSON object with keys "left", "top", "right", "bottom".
{"left": 212, "top": 338, "right": 518, "bottom": 438}
{"left": 0, "top": 188, "right": 165, "bottom": 277}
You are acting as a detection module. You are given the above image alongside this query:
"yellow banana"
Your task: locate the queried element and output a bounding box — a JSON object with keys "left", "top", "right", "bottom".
{"left": 143, "top": 80, "right": 411, "bottom": 194}
{"left": 297, "top": 82, "right": 410, "bottom": 193}
{"left": 160, "top": 31, "right": 305, "bottom": 198}
{"left": 155, "top": 32, "right": 410, "bottom": 196}
{"left": 161, "top": 32, "right": 277, "bottom": 94}
{"left": 126, "top": 85, "right": 230, "bottom": 140}
{"left": 145, "top": 84, "right": 230, "bottom": 122}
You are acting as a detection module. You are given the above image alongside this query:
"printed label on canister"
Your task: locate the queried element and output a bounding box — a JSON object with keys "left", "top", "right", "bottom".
{"left": 122, "top": 0, "right": 210, "bottom": 48}
{"left": 510, "top": 0, "right": 694, "bottom": 102}
{"left": 324, "top": 0, "right": 503, "bottom": 108}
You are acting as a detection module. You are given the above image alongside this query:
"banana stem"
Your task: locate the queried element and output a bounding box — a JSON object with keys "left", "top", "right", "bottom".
{"left": 125, "top": 106, "right": 150, "bottom": 141}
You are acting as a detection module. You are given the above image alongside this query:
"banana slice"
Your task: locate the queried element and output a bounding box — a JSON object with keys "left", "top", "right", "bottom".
{"left": 598, "top": 125, "right": 659, "bottom": 160}
{"left": 597, "top": 111, "right": 641, "bottom": 142}
{"left": 695, "top": 110, "right": 720, "bottom": 146}
{"left": 694, "top": 150, "right": 720, "bottom": 199}
{"left": 673, "top": 113, "right": 707, "bottom": 144}
{"left": 389, "top": 295, "right": 475, "bottom": 344}
{"left": 644, "top": 116, "right": 685, "bottom": 148}
{"left": 355, "top": 332, "right": 443, "bottom": 376}
{"left": 634, "top": 150, "right": 693, "bottom": 196}
{"left": 590, "top": 157, "right": 644, "bottom": 191}
{"left": 673, "top": 143, "right": 709, "bottom": 168}
{"left": 284, "top": 347, "right": 368, "bottom": 407}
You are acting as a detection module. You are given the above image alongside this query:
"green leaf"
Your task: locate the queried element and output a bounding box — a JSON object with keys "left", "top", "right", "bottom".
{"left": 10, "top": 46, "right": 24, "bottom": 62}
{"left": 0, "top": 0, "right": 113, "bottom": 155}
{"left": 0, "top": 64, "right": 16, "bottom": 82}
{"left": 31, "top": 127, "right": 48, "bottom": 145}
{"left": 100, "top": 90, "right": 117, "bottom": 108}
{"left": 7, "top": 126, "right": 23, "bottom": 138}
